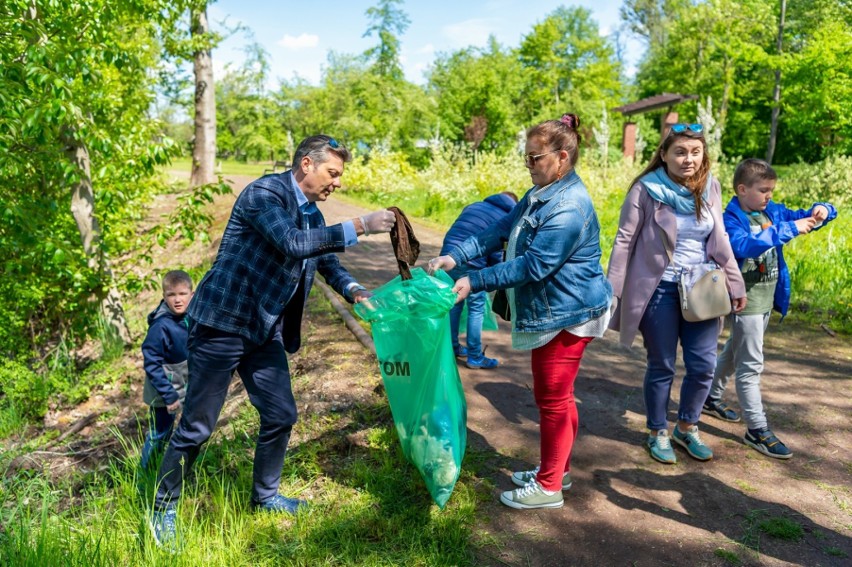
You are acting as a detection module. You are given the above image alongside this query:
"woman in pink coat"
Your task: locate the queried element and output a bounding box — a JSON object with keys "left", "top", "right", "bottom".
{"left": 607, "top": 124, "right": 746, "bottom": 464}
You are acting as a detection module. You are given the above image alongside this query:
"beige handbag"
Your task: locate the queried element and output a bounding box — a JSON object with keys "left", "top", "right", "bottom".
{"left": 677, "top": 264, "right": 732, "bottom": 322}
{"left": 661, "top": 229, "right": 732, "bottom": 322}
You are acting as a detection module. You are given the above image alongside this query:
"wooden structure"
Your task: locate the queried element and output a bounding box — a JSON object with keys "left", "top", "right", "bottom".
{"left": 613, "top": 93, "right": 698, "bottom": 160}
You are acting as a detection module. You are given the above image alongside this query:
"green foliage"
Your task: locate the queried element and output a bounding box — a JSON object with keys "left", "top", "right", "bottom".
{"left": 278, "top": 52, "right": 436, "bottom": 160}
{"left": 215, "top": 43, "right": 289, "bottom": 162}
{"left": 628, "top": 0, "right": 852, "bottom": 162}
{"left": 0, "top": 0, "right": 199, "bottom": 357}
{"left": 0, "top": 359, "right": 49, "bottom": 421}
{"left": 518, "top": 6, "right": 623, "bottom": 124}
{"left": 363, "top": 0, "right": 410, "bottom": 81}
{"left": 776, "top": 155, "right": 852, "bottom": 209}
{"left": 428, "top": 39, "right": 526, "bottom": 152}
{"left": 343, "top": 144, "right": 530, "bottom": 226}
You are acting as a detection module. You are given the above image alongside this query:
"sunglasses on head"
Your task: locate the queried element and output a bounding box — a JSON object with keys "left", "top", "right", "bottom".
{"left": 669, "top": 123, "right": 704, "bottom": 134}
{"left": 327, "top": 137, "right": 340, "bottom": 149}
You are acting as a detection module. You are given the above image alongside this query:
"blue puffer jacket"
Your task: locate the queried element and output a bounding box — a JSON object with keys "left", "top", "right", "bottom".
{"left": 724, "top": 196, "right": 837, "bottom": 317}
{"left": 141, "top": 301, "right": 189, "bottom": 405}
{"left": 440, "top": 193, "right": 517, "bottom": 274}
{"left": 448, "top": 170, "right": 612, "bottom": 332}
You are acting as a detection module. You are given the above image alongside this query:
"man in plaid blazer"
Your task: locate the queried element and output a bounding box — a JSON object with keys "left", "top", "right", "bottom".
{"left": 149, "top": 135, "right": 396, "bottom": 548}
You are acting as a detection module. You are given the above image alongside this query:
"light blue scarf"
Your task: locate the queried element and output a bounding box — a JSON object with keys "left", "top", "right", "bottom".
{"left": 640, "top": 167, "right": 712, "bottom": 214}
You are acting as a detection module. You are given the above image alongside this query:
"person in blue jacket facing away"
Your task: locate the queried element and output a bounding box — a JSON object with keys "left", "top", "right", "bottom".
{"left": 441, "top": 192, "right": 518, "bottom": 369}
{"left": 702, "top": 158, "right": 837, "bottom": 459}
{"left": 140, "top": 270, "right": 193, "bottom": 470}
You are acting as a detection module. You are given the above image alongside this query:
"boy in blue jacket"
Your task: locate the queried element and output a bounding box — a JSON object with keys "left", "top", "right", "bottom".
{"left": 440, "top": 192, "right": 517, "bottom": 369}
{"left": 140, "top": 270, "right": 193, "bottom": 470}
{"left": 702, "top": 159, "right": 837, "bottom": 459}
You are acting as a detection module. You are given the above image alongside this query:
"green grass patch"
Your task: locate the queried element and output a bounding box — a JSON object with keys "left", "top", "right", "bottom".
{"left": 169, "top": 157, "right": 273, "bottom": 178}
{"left": 0, "top": 391, "right": 481, "bottom": 565}
{"left": 825, "top": 546, "right": 849, "bottom": 558}
{"left": 757, "top": 516, "right": 805, "bottom": 541}
{"left": 713, "top": 547, "right": 742, "bottom": 566}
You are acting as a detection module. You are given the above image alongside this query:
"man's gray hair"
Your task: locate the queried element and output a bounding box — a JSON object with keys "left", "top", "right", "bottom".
{"left": 291, "top": 135, "right": 352, "bottom": 169}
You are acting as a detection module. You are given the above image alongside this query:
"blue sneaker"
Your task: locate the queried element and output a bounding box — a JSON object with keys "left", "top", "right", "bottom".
{"left": 673, "top": 425, "right": 714, "bottom": 461}
{"left": 148, "top": 507, "right": 178, "bottom": 551}
{"left": 647, "top": 430, "right": 677, "bottom": 464}
{"left": 251, "top": 494, "right": 307, "bottom": 515}
{"left": 465, "top": 355, "right": 499, "bottom": 369}
{"left": 453, "top": 345, "right": 468, "bottom": 360}
{"left": 744, "top": 428, "right": 792, "bottom": 460}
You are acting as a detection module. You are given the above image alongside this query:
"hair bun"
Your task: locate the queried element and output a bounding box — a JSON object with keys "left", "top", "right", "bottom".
{"left": 560, "top": 113, "right": 580, "bottom": 129}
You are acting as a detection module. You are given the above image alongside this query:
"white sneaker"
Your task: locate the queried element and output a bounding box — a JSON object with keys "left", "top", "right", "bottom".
{"left": 510, "top": 465, "right": 572, "bottom": 490}
{"left": 500, "top": 479, "right": 564, "bottom": 510}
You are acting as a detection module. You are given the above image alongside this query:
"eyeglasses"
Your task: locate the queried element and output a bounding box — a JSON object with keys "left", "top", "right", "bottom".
{"left": 523, "top": 150, "right": 560, "bottom": 167}
{"left": 669, "top": 123, "right": 704, "bottom": 134}
{"left": 327, "top": 137, "right": 340, "bottom": 148}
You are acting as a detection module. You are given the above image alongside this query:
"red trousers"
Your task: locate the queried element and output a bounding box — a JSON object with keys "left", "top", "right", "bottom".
{"left": 531, "top": 331, "right": 593, "bottom": 491}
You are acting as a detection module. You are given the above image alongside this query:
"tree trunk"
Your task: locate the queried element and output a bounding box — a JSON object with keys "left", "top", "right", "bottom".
{"left": 64, "top": 137, "right": 131, "bottom": 345}
{"left": 766, "top": 0, "right": 786, "bottom": 164}
{"left": 719, "top": 55, "right": 732, "bottom": 133}
{"left": 190, "top": 5, "right": 216, "bottom": 187}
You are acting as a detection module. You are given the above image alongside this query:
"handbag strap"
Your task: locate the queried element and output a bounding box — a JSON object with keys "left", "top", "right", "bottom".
{"left": 659, "top": 227, "right": 676, "bottom": 267}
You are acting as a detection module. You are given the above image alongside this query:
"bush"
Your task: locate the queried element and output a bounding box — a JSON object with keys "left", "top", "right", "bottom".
{"left": 775, "top": 155, "right": 852, "bottom": 208}
{"left": 0, "top": 359, "right": 50, "bottom": 421}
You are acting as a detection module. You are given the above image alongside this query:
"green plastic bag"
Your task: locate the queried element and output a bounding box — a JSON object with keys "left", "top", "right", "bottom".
{"left": 354, "top": 267, "right": 467, "bottom": 508}
{"left": 459, "top": 292, "right": 499, "bottom": 331}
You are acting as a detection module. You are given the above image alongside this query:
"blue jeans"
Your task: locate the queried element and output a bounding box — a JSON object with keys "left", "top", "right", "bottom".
{"left": 638, "top": 281, "right": 720, "bottom": 431}
{"left": 449, "top": 290, "right": 486, "bottom": 358}
{"left": 154, "top": 322, "right": 297, "bottom": 509}
{"left": 140, "top": 406, "right": 176, "bottom": 470}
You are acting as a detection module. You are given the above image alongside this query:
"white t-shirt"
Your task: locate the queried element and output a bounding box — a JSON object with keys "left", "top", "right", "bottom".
{"left": 661, "top": 210, "right": 715, "bottom": 282}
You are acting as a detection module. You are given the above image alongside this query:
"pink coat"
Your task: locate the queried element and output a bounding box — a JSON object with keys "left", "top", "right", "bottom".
{"left": 607, "top": 178, "right": 746, "bottom": 347}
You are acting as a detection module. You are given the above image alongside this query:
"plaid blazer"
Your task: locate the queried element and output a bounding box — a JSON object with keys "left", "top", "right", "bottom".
{"left": 188, "top": 172, "right": 355, "bottom": 349}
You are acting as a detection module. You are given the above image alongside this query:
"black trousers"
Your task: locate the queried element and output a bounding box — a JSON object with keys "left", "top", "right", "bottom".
{"left": 154, "top": 322, "right": 297, "bottom": 509}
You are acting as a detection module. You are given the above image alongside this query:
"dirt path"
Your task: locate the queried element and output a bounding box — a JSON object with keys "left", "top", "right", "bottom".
{"left": 316, "top": 195, "right": 852, "bottom": 567}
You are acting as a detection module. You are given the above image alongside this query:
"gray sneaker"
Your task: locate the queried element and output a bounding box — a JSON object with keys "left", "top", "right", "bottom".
{"left": 511, "top": 465, "right": 572, "bottom": 490}
{"left": 500, "top": 479, "right": 564, "bottom": 510}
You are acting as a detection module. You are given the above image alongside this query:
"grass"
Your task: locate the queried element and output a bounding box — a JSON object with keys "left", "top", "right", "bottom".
{"left": 169, "top": 157, "right": 274, "bottom": 178}
{"left": 713, "top": 548, "right": 742, "bottom": 566}
{"left": 0, "top": 396, "right": 483, "bottom": 565}
{"left": 758, "top": 517, "right": 805, "bottom": 541}
{"left": 0, "top": 286, "right": 484, "bottom": 566}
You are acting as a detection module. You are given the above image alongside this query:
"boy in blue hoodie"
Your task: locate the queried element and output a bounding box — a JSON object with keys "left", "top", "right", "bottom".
{"left": 440, "top": 192, "right": 517, "bottom": 369}
{"left": 702, "top": 159, "right": 837, "bottom": 459}
{"left": 140, "top": 270, "right": 193, "bottom": 470}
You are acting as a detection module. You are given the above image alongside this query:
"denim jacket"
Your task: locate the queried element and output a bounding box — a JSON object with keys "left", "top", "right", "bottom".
{"left": 448, "top": 170, "right": 612, "bottom": 332}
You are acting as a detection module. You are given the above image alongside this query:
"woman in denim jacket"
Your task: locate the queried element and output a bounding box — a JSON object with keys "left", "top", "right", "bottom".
{"left": 428, "top": 114, "right": 612, "bottom": 510}
{"left": 607, "top": 124, "right": 746, "bottom": 465}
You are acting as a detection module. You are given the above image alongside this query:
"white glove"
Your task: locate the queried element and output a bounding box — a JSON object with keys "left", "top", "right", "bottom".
{"left": 360, "top": 209, "right": 396, "bottom": 235}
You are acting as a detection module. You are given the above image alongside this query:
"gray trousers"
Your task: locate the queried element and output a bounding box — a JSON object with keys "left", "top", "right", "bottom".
{"left": 709, "top": 312, "right": 770, "bottom": 430}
